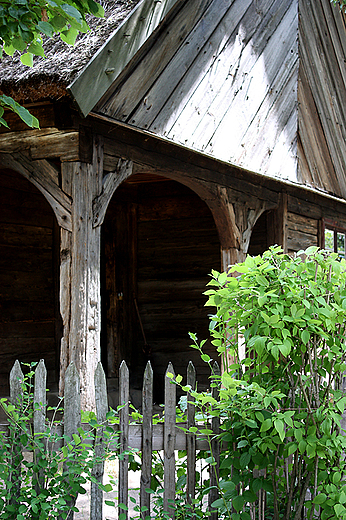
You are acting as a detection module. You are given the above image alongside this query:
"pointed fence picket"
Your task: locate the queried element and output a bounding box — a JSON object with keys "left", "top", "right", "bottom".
{"left": 3, "top": 358, "right": 221, "bottom": 520}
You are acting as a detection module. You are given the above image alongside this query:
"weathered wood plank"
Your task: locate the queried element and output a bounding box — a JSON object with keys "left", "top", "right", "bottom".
{"left": 0, "top": 128, "right": 63, "bottom": 151}
{"left": 69, "top": 136, "right": 103, "bottom": 410}
{"left": 287, "top": 212, "right": 318, "bottom": 235}
{"left": 209, "top": 362, "right": 220, "bottom": 520}
{"left": 34, "top": 359, "right": 47, "bottom": 493}
{"left": 164, "top": 362, "right": 176, "bottom": 519}
{"left": 92, "top": 159, "right": 133, "bottom": 227}
{"left": 30, "top": 132, "right": 79, "bottom": 161}
{"left": 63, "top": 362, "right": 81, "bottom": 520}
{"left": 0, "top": 128, "right": 79, "bottom": 161}
{"left": 100, "top": 0, "right": 213, "bottom": 120}
{"left": 165, "top": 0, "right": 285, "bottom": 144}
{"left": 140, "top": 361, "right": 153, "bottom": 520}
{"left": 69, "top": 0, "right": 183, "bottom": 116}
{"left": 64, "top": 362, "right": 81, "bottom": 441}
{"left": 119, "top": 360, "right": 130, "bottom": 520}
{"left": 91, "top": 362, "right": 108, "bottom": 520}
{"left": 9, "top": 360, "right": 24, "bottom": 509}
{"left": 207, "top": 1, "right": 297, "bottom": 176}
{"left": 59, "top": 229, "right": 72, "bottom": 397}
{"left": 186, "top": 361, "right": 196, "bottom": 505}
{"left": 129, "top": 0, "right": 235, "bottom": 130}
{"left": 299, "top": 0, "right": 346, "bottom": 196}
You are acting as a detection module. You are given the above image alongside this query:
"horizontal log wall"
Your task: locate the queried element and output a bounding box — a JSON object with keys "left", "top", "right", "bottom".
{"left": 0, "top": 168, "right": 59, "bottom": 395}
{"left": 287, "top": 211, "right": 319, "bottom": 254}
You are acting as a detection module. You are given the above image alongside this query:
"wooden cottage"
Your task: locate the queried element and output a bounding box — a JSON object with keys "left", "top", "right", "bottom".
{"left": 1, "top": 0, "right": 346, "bottom": 409}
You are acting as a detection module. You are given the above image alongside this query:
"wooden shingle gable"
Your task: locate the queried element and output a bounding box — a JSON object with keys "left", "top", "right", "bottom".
{"left": 68, "top": 0, "right": 183, "bottom": 117}
{"left": 298, "top": 0, "right": 346, "bottom": 199}
{"left": 91, "top": 0, "right": 300, "bottom": 184}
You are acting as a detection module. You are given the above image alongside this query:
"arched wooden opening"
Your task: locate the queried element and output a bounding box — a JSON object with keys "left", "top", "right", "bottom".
{"left": 101, "top": 173, "right": 221, "bottom": 403}
{"left": 247, "top": 208, "right": 283, "bottom": 256}
{"left": 0, "top": 168, "right": 60, "bottom": 396}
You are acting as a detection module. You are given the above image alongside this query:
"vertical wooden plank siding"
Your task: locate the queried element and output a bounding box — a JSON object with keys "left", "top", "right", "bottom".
{"left": 141, "top": 361, "right": 153, "bottom": 519}
{"left": 119, "top": 360, "right": 130, "bottom": 520}
{"left": 164, "top": 362, "right": 176, "bottom": 519}
{"left": 209, "top": 362, "right": 220, "bottom": 520}
{"left": 91, "top": 362, "right": 108, "bottom": 520}
{"left": 186, "top": 361, "right": 196, "bottom": 505}
{"left": 33, "top": 359, "right": 47, "bottom": 493}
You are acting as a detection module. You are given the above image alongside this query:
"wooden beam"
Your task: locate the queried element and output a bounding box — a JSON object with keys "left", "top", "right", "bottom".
{"left": 0, "top": 128, "right": 79, "bottom": 161}
{"left": 92, "top": 159, "right": 133, "bottom": 227}
{"left": 0, "top": 151, "right": 72, "bottom": 231}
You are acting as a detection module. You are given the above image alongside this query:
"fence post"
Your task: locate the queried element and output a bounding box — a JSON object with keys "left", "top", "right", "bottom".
{"left": 164, "top": 362, "right": 176, "bottom": 519}
{"left": 119, "top": 360, "right": 130, "bottom": 520}
{"left": 34, "top": 359, "right": 47, "bottom": 493}
{"left": 63, "top": 361, "right": 81, "bottom": 520}
{"left": 208, "top": 361, "right": 220, "bottom": 520}
{"left": 186, "top": 361, "right": 196, "bottom": 506}
{"left": 91, "top": 361, "right": 108, "bottom": 520}
{"left": 9, "top": 360, "right": 24, "bottom": 508}
{"left": 141, "top": 361, "right": 153, "bottom": 520}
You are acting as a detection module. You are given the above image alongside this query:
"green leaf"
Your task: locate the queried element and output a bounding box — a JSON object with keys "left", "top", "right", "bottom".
{"left": 333, "top": 472, "right": 342, "bottom": 485}
{"left": 211, "top": 498, "right": 225, "bottom": 508}
{"left": 88, "top": 0, "right": 104, "bottom": 16}
{"left": 260, "top": 418, "right": 272, "bottom": 432}
{"left": 313, "top": 493, "right": 327, "bottom": 505}
{"left": 301, "top": 329, "right": 310, "bottom": 345}
{"left": 278, "top": 340, "right": 291, "bottom": 357}
{"left": 274, "top": 419, "right": 285, "bottom": 442}
{"left": 60, "top": 26, "right": 78, "bottom": 45}
{"left": 37, "top": 21, "right": 54, "bottom": 37}
{"left": 61, "top": 3, "right": 83, "bottom": 24}
{"left": 233, "top": 495, "right": 245, "bottom": 512}
{"left": 239, "top": 452, "right": 251, "bottom": 469}
{"left": 334, "top": 504, "right": 346, "bottom": 516}
{"left": 287, "top": 443, "right": 297, "bottom": 456}
{"left": 27, "top": 41, "right": 45, "bottom": 57}
{"left": 20, "top": 53, "right": 33, "bottom": 66}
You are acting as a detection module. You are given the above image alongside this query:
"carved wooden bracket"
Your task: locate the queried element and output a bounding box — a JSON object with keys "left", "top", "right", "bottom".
{"left": 92, "top": 158, "right": 133, "bottom": 227}
{"left": 0, "top": 151, "right": 72, "bottom": 231}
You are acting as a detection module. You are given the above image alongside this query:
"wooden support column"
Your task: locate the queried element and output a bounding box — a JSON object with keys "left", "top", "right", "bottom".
{"left": 59, "top": 163, "right": 73, "bottom": 397}
{"left": 67, "top": 136, "right": 104, "bottom": 410}
{"left": 267, "top": 192, "right": 288, "bottom": 252}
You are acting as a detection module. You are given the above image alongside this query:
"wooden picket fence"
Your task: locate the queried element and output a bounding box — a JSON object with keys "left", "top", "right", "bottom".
{"left": 1, "top": 359, "right": 221, "bottom": 520}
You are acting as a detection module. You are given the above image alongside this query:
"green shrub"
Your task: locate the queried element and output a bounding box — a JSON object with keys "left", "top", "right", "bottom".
{"left": 0, "top": 365, "right": 118, "bottom": 520}
{"left": 186, "top": 247, "right": 346, "bottom": 520}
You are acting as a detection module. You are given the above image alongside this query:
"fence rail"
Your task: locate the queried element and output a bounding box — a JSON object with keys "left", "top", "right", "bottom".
{"left": 0, "top": 359, "right": 220, "bottom": 520}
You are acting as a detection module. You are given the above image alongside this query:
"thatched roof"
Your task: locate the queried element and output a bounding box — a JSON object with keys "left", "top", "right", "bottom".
{"left": 0, "top": 0, "right": 141, "bottom": 103}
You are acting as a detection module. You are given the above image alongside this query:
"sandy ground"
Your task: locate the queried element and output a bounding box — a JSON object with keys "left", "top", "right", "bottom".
{"left": 74, "top": 459, "right": 141, "bottom": 520}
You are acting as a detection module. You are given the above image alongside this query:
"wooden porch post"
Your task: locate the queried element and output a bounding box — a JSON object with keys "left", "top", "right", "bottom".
{"left": 61, "top": 136, "right": 103, "bottom": 410}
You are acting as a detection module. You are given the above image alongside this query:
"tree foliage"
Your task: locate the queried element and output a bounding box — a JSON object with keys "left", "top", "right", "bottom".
{"left": 0, "top": 0, "right": 104, "bottom": 127}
